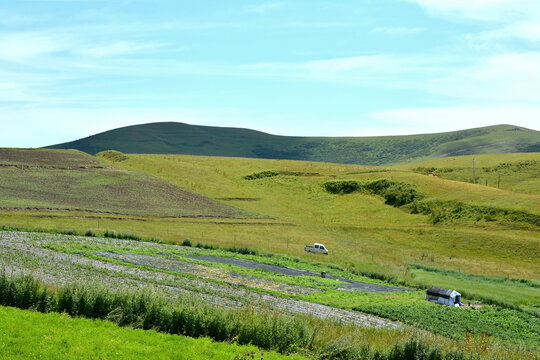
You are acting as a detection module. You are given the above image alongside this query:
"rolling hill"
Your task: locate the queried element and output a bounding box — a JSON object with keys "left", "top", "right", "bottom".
{"left": 47, "top": 122, "right": 540, "bottom": 166}
{"left": 0, "top": 148, "right": 248, "bottom": 218}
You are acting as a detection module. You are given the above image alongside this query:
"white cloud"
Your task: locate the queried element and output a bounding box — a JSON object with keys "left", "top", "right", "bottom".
{"left": 245, "top": 55, "right": 438, "bottom": 84}
{"left": 370, "top": 26, "right": 425, "bottom": 36}
{"left": 471, "top": 21, "right": 540, "bottom": 42}
{"left": 249, "top": 51, "right": 540, "bottom": 103}
{"left": 403, "top": 0, "right": 540, "bottom": 22}
{"left": 0, "top": 32, "right": 70, "bottom": 62}
{"left": 75, "top": 41, "right": 169, "bottom": 58}
{"left": 428, "top": 52, "right": 540, "bottom": 102}
{"left": 369, "top": 105, "right": 540, "bottom": 134}
{"left": 241, "top": 2, "right": 285, "bottom": 14}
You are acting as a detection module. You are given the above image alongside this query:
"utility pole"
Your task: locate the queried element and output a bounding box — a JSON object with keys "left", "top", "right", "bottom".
{"left": 473, "top": 158, "right": 476, "bottom": 184}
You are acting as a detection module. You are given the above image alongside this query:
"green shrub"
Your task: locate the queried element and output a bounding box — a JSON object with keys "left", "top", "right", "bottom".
{"left": 323, "top": 181, "right": 361, "bottom": 194}
{"left": 96, "top": 150, "right": 128, "bottom": 162}
{"left": 103, "top": 230, "right": 142, "bottom": 241}
{"left": 244, "top": 170, "right": 279, "bottom": 180}
{"left": 59, "top": 229, "right": 78, "bottom": 236}
{"left": 85, "top": 230, "right": 96, "bottom": 237}
{"left": 195, "top": 242, "right": 217, "bottom": 250}
{"left": 381, "top": 183, "right": 420, "bottom": 207}
{"left": 182, "top": 238, "right": 192, "bottom": 247}
{"left": 323, "top": 179, "right": 422, "bottom": 207}
{"left": 226, "top": 246, "right": 259, "bottom": 256}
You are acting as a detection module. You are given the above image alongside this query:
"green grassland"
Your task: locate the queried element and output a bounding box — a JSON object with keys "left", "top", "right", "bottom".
{"left": 1, "top": 148, "right": 539, "bottom": 357}
{"left": 394, "top": 153, "right": 540, "bottom": 194}
{"left": 0, "top": 306, "right": 308, "bottom": 360}
{"left": 47, "top": 122, "right": 540, "bottom": 165}
{"left": 108, "top": 153, "right": 539, "bottom": 276}
{"left": 1, "top": 149, "right": 538, "bottom": 286}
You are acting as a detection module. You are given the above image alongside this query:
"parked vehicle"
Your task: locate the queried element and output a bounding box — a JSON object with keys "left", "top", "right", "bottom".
{"left": 305, "top": 242, "right": 328, "bottom": 255}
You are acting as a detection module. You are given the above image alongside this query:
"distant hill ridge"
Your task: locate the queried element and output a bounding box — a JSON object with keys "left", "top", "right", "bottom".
{"left": 47, "top": 122, "right": 540, "bottom": 165}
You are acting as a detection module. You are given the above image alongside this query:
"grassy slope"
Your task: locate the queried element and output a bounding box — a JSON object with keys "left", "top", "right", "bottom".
{"left": 0, "top": 306, "right": 308, "bottom": 360}
{"left": 2, "top": 150, "right": 537, "bottom": 281}
{"left": 108, "top": 154, "right": 539, "bottom": 280}
{"left": 46, "top": 122, "right": 540, "bottom": 165}
{"left": 0, "top": 148, "right": 247, "bottom": 218}
{"left": 393, "top": 152, "right": 540, "bottom": 194}
{"left": 0, "top": 150, "right": 538, "bottom": 312}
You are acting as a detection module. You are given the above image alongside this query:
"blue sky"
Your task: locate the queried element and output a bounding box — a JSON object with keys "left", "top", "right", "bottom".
{"left": 1, "top": 0, "right": 540, "bottom": 147}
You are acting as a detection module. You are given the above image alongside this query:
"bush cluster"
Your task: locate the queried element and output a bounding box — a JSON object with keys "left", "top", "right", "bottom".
{"left": 323, "top": 179, "right": 422, "bottom": 207}
{"left": 181, "top": 238, "right": 192, "bottom": 247}
{"left": 412, "top": 167, "right": 454, "bottom": 174}
{"left": 104, "top": 230, "right": 142, "bottom": 241}
{"left": 244, "top": 170, "right": 280, "bottom": 180}
{"left": 225, "top": 246, "right": 259, "bottom": 256}
{"left": 95, "top": 150, "right": 128, "bottom": 162}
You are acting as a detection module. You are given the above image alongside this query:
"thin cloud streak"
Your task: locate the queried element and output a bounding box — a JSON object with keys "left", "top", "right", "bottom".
{"left": 370, "top": 26, "right": 425, "bottom": 35}
{"left": 369, "top": 105, "right": 540, "bottom": 133}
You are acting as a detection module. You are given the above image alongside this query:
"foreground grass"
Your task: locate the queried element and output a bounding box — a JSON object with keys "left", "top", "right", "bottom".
{"left": 0, "top": 306, "right": 308, "bottom": 360}
{"left": 1, "top": 271, "right": 534, "bottom": 359}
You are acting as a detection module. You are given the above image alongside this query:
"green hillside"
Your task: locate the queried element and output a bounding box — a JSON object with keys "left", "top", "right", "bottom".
{"left": 47, "top": 122, "right": 540, "bottom": 165}
{"left": 0, "top": 148, "right": 247, "bottom": 218}
{"left": 393, "top": 153, "right": 540, "bottom": 195}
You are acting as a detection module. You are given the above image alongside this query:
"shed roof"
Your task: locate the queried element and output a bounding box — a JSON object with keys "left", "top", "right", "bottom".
{"left": 426, "top": 287, "right": 456, "bottom": 299}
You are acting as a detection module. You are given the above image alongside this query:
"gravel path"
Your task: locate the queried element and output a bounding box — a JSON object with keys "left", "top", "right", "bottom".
{"left": 0, "top": 231, "right": 400, "bottom": 329}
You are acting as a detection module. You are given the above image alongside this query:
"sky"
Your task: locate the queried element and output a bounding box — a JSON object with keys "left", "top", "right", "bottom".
{"left": 1, "top": 0, "right": 540, "bottom": 147}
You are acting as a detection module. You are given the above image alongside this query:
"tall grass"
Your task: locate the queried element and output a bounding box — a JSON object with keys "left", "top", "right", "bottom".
{"left": 0, "top": 271, "right": 311, "bottom": 354}
{"left": 0, "top": 271, "right": 491, "bottom": 359}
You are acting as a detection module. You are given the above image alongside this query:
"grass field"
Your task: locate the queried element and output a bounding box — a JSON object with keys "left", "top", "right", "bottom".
{"left": 1, "top": 233, "right": 537, "bottom": 359}
{"left": 0, "top": 306, "right": 309, "bottom": 360}
{"left": 394, "top": 153, "right": 540, "bottom": 194}
{"left": 1, "top": 148, "right": 539, "bottom": 358}
{"left": 47, "top": 122, "right": 540, "bottom": 165}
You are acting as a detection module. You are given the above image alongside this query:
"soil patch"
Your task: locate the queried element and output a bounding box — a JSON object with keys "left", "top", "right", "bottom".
{"left": 184, "top": 254, "right": 410, "bottom": 292}
{"left": 94, "top": 251, "right": 319, "bottom": 295}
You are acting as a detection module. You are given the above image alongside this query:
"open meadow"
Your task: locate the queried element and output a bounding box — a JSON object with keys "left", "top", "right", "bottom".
{"left": 0, "top": 148, "right": 539, "bottom": 359}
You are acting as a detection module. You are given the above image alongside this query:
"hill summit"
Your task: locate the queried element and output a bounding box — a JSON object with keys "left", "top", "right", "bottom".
{"left": 47, "top": 122, "right": 540, "bottom": 165}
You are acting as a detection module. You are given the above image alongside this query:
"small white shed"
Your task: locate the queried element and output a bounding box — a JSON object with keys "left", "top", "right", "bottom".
{"left": 426, "top": 287, "right": 462, "bottom": 306}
